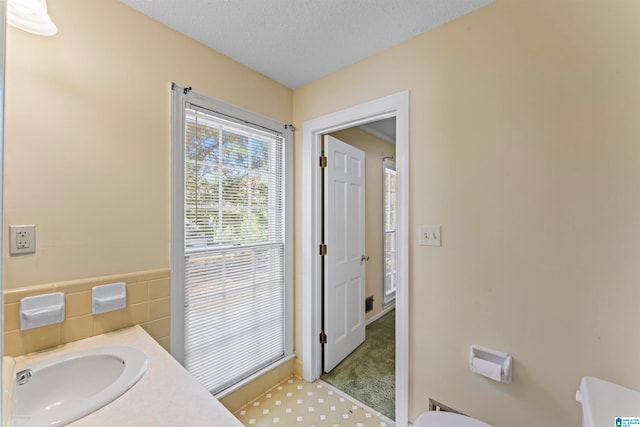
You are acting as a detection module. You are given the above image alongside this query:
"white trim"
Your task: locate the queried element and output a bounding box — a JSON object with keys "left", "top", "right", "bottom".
{"left": 214, "top": 354, "right": 296, "bottom": 400}
{"left": 170, "top": 85, "right": 186, "bottom": 364}
{"left": 366, "top": 303, "right": 395, "bottom": 326}
{"left": 0, "top": 2, "right": 6, "bottom": 424}
{"left": 170, "top": 83, "right": 294, "bottom": 372}
{"left": 283, "top": 125, "right": 294, "bottom": 355}
{"left": 382, "top": 158, "right": 397, "bottom": 306}
{"left": 301, "top": 91, "right": 410, "bottom": 427}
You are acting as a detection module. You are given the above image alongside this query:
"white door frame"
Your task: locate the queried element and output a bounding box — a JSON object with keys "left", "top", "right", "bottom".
{"left": 301, "top": 91, "right": 409, "bottom": 427}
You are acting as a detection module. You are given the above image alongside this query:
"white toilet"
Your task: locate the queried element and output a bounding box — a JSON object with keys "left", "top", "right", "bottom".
{"left": 414, "top": 411, "right": 493, "bottom": 427}
{"left": 577, "top": 376, "right": 640, "bottom": 427}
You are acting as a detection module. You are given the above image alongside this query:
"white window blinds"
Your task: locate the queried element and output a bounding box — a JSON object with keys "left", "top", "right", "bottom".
{"left": 175, "top": 98, "right": 290, "bottom": 395}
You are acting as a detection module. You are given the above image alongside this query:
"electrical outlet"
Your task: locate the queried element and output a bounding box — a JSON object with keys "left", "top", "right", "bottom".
{"left": 16, "top": 231, "right": 29, "bottom": 249}
{"left": 10, "top": 225, "right": 36, "bottom": 255}
{"left": 419, "top": 225, "right": 441, "bottom": 246}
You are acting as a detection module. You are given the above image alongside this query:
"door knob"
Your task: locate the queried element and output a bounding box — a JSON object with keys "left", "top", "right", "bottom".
{"left": 361, "top": 254, "right": 370, "bottom": 263}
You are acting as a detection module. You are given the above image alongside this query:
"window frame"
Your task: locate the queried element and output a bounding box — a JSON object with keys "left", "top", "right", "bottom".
{"left": 170, "top": 84, "right": 294, "bottom": 396}
{"left": 382, "top": 158, "right": 397, "bottom": 305}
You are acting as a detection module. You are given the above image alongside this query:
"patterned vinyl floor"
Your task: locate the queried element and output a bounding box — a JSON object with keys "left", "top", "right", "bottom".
{"left": 234, "top": 376, "right": 394, "bottom": 427}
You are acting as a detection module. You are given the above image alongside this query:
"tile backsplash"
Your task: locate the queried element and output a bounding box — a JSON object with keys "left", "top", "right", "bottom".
{"left": 3, "top": 268, "right": 170, "bottom": 356}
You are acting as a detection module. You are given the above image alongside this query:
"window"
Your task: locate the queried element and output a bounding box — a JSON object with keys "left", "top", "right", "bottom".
{"left": 383, "top": 159, "right": 397, "bottom": 305}
{"left": 171, "top": 85, "right": 293, "bottom": 395}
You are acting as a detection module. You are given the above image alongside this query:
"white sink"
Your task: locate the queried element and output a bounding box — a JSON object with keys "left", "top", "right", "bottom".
{"left": 11, "top": 346, "right": 148, "bottom": 427}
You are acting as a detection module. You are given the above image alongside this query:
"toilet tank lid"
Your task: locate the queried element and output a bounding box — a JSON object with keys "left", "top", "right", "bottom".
{"left": 578, "top": 377, "right": 640, "bottom": 427}
{"left": 414, "top": 411, "right": 493, "bottom": 427}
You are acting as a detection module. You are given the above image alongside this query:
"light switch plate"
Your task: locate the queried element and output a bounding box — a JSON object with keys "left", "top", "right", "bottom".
{"left": 10, "top": 225, "right": 36, "bottom": 255}
{"left": 419, "top": 225, "right": 441, "bottom": 246}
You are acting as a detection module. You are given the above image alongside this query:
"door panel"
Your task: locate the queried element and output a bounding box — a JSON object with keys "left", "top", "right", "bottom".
{"left": 323, "top": 135, "right": 366, "bottom": 373}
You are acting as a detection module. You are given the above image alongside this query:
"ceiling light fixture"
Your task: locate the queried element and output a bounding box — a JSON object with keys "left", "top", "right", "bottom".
{"left": 7, "top": 0, "right": 57, "bottom": 36}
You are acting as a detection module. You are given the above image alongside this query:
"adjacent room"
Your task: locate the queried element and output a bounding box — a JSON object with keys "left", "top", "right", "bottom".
{"left": 2, "top": 1, "right": 640, "bottom": 426}
{"left": 319, "top": 120, "right": 397, "bottom": 421}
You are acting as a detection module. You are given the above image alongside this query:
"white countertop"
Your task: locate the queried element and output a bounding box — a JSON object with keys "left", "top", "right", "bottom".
{"left": 13, "top": 325, "right": 244, "bottom": 427}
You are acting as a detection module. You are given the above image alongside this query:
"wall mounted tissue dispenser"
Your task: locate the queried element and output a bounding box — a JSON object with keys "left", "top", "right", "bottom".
{"left": 470, "top": 344, "right": 512, "bottom": 384}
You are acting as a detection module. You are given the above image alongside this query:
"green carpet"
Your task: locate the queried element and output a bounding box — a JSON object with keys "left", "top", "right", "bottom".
{"left": 321, "top": 309, "right": 395, "bottom": 420}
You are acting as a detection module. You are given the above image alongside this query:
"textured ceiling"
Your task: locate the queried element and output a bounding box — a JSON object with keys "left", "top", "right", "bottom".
{"left": 120, "top": 0, "right": 493, "bottom": 89}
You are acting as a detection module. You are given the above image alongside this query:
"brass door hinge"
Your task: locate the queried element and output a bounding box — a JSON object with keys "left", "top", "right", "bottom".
{"left": 319, "top": 244, "right": 327, "bottom": 256}
{"left": 320, "top": 331, "right": 327, "bottom": 344}
{"left": 319, "top": 156, "right": 327, "bottom": 168}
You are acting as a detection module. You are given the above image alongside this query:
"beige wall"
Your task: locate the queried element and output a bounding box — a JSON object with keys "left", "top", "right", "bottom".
{"left": 6, "top": 0, "right": 640, "bottom": 425}
{"left": 330, "top": 127, "right": 395, "bottom": 321}
{"left": 2, "top": 0, "right": 294, "bottom": 413}
{"left": 4, "top": 0, "right": 292, "bottom": 288}
{"left": 294, "top": 1, "right": 640, "bottom": 425}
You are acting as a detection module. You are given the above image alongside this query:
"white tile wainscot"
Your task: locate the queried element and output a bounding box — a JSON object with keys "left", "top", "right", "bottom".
{"left": 12, "top": 325, "right": 243, "bottom": 427}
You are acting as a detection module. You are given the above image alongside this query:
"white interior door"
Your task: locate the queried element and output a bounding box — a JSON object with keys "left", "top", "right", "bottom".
{"left": 323, "top": 135, "right": 366, "bottom": 373}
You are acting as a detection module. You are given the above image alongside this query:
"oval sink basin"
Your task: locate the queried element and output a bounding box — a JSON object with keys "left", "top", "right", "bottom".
{"left": 12, "top": 346, "right": 148, "bottom": 427}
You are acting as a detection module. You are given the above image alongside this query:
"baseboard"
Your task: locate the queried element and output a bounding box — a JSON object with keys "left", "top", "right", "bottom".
{"left": 294, "top": 357, "right": 303, "bottom": 378}
{"left": 366, "top": 303, "right": 395, "bottom": 325}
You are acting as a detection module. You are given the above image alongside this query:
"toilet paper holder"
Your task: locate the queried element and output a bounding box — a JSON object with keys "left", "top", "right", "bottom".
{"left": 470, "top": 344, "right": 512, "bottom": 384}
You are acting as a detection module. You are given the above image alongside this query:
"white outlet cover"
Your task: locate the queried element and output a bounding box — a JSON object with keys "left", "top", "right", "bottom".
{"left": 10, "top": 225, "right": 36, "bottom": 255}
{"left": 419, "top": 225, "right": 441, "bottom": 246}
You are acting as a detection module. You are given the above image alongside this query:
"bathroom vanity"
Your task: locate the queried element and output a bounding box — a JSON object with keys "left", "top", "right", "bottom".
{"left": 9, "top": 325, "right": 243, "bottom": 426}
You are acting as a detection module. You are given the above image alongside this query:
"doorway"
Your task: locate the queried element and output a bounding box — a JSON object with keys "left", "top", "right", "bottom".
{"left": 301, "top": 91, "right": 409, "bottom": 427}
{"left": 319, "top": 122, "right": 397, "bottom": 420}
